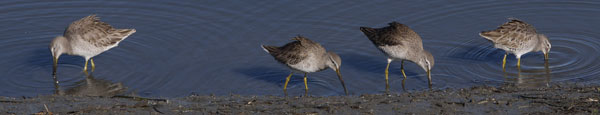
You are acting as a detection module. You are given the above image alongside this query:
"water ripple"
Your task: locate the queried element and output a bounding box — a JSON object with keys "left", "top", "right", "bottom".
{"left": 2, "top": 0, "right": 600, "bottom": 97}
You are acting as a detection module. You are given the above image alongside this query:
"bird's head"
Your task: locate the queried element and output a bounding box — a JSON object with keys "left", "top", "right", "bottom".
{"left": 326, "top": 51, "right": 342, "bottom": 71}
{"left": 326, "top": 51, "right": 348, "bottom": 95}
{"left": 537, "top": 34, "right": 551, "bottom": 59}
{"left": 416, "top": 51, "right": 434, "bottom": 81}
{"left": 416, "top": 51, "right": 434, "bottom": 72}
{"left": 50, "top": 36, "right": 69, "bottom": 75}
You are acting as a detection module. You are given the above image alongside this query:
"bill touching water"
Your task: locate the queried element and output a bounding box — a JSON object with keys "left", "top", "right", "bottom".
{"left": 0, "top": 0, "right": 599, "bottom": 114}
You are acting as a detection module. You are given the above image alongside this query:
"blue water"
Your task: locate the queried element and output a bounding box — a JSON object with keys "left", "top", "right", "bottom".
{"left": 1, "top": 0, "right": 599, "bottom": 97}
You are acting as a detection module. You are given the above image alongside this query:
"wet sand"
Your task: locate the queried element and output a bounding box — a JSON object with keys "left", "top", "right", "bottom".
{"left": 1, "top": 83, "right": 599, "bottom": 114}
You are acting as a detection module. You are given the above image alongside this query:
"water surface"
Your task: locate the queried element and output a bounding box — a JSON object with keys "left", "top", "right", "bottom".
{"left": 1, "top": 0, "right": 599, "bottom": 97}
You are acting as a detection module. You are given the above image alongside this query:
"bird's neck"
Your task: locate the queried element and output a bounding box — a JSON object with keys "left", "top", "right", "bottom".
{"left": 61, "top": 40, "right": 74, "bottom": 55}
{"left": 533, "top": 35, "right": 545, "bottom": 52}
{"left": 404, "top": 50, "right": 425, "bottom": 62}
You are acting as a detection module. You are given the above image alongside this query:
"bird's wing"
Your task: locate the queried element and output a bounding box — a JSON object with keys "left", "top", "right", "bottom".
{"left": 268, "top": 40, "right": 309, "bottom": 65}
{"left": 266, "top": 36, "right": 326, "bottom": 65}
{"left": 64, "top": 15, "right": 133, "bottom": 47}
{"left": 360, "top": 22, "right": 422, "bottom": 47}
{"left": 291, "top": 35, "right": 319, "bottom": 47}
{"left": 480, "top": 19, "right": 537, "bottom": 49}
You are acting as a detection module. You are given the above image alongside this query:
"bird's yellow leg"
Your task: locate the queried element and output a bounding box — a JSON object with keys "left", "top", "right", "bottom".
{"left": 401, "top": 60, "right": 409, "bottom": 90}
{"left": 517, "top": 58, "right": 521, "bottom": 69}
{"left": 401, "top": 60, "right": 407, "bottom": 80}
{"left": 385, "top": 59, "right": 392, "bottom": 92}
{"left": 303, "top": 73, "right": 308, "bottom": 95}
{"left": 83, "top": 59, "right": 88, "bottom": 72}
{"left": 283, "top": 72, "right": 293, "bottom": 93}
{"left": 502, "top": 53, "right": 507, "bottom": 70}
{"left": 90, "top": 58, "right": 95, "bottom": 72}
{"left": 401, "top": 78, "right": 406, "bottom": 91}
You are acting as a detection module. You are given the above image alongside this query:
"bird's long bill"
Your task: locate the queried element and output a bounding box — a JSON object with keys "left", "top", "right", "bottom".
{"left": 52, "top": 56, "right": 57, "bottom": 75}
{"left": 336, "top": 69, "right": 348, "bottom": 95}
{"left": 427, "top": 69, "right": 432, "bottom": 88}
{"left": 544, "top": 53, "right": 549, "bottom": 60}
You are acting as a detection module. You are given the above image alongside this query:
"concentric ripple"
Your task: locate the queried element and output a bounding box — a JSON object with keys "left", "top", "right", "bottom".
{"left": 2, "top": 0, "right": 600, "bottom": 97}
{"left": 0, "top": 0, "right": 247, "bottom": 97}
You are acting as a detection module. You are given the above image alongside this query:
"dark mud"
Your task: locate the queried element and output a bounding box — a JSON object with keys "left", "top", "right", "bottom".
{"left": 1, "top": 83, "right": 599, "bottom": 114}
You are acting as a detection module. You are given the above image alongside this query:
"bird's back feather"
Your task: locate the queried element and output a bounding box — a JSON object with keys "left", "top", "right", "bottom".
{"left": 479, "top": 19, "right": 538, "bottom": 50}
{"left": 65, "top": 15, "right": 135, "bottom": 48}
{"left": 360, "top": 21, "right": 423, "bottom": 48}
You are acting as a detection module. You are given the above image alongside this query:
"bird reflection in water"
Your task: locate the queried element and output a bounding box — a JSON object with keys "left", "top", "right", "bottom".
{"left": 503, "top": 59, "right": 551, "bottom": 88}
{"left": 53, "top": 73, "right": 127, "bottom": 97}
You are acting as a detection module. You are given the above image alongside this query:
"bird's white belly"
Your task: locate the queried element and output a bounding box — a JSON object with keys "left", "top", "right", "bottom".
{"left": 69, "top": 40, "right": 105, "bottom": 59}
{"left": 288, "top": 56, "right": 323, "bottom": 73}
{"left": 379, "top": 45, "right": 408, "bottom": 59}
{"left": 495, "top": 39, "right": 537, "bottom": 58}
{"left": 513, "top": 45, "right": 536, "bottom": 58}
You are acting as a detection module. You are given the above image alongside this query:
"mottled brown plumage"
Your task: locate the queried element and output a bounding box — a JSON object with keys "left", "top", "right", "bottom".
{"left": 360, "top": 21, "right": 435, "bottom": 90}
{"left": 360, "top": 22, "right": 423, "bottom": 47}
{"left": 261, "top": 36, "right": 318, "bottom": 65}
{"left": 480, "top": 19, "right": 538, "bottom": 52}
{"left": 51, "top": 14, "right": 136, "bottom": 74}
{"left": 65, "top": 15, "right": 135, "bottom": 48}
{"left": 261, "top": 36, "right": 348, "bottom": 95}
{"left": 479, "top": 18, "right": 551, "bottom": 69}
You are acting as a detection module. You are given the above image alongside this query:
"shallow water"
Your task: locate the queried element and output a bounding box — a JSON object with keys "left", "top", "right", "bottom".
{"left": 1, "top": 0, "right": 599, "bottom": 97}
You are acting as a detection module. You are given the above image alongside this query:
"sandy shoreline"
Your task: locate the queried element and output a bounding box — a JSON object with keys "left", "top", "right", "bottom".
{"left": 1, "top": 83, "right": 599, "bottom": 114}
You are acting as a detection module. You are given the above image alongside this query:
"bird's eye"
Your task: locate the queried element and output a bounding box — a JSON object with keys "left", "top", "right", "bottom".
{"left": 333, "top": 60, "right": 339, "bottom": 67}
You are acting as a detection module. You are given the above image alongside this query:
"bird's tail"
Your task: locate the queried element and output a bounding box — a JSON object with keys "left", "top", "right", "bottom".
{"left": 115, "top": 29, "right": 136, "bottom": 40}
{"left": 261, "top": 45, "right": 279, "bottom": 53}
{"left": 359, "top": 27, "right": 376, "bottom": 37}
{"left": 479, "top": 30, "right": 501, "bottom": 42}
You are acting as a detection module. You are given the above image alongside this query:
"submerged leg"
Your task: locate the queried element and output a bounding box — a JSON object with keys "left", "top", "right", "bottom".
{"left": 90, "top": 58, "right": 95, "bottom": 72}
{"left": 401, "top": 60, "right": 408, "bottom": 90}
{"left": 502, "top": 53, "right": 507, "bottom": 70}
{"left": 385, "top": 59, "right": 392, "bottom": 92}
{"left": 303, "top": 73, "right": 308, "bottom": 95}
{"left": 283, "top": 72, "right": 293, "bottom": 95}
{"left": 401, "top": 77, "right": 407, "bottom": 91}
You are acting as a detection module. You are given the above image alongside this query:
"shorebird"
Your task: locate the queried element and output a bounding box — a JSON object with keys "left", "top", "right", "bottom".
{"left": 360, "top": 22, "right": 435, "bottom": 90}
{"left": 261, "top": 36, "right": 348, "bottom": 95}
{"left": 50, "top": 14, "right": 136, "bottom": 74}
{"left": 479, "top": 18, "right": 551, "bottom": 70}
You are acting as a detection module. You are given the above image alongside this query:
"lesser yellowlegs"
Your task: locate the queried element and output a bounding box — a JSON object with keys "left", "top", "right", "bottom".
{"left": 360, "top": 22, "right": 435, "bottom": 90}
{"left": 479, "top": 18, "right": 551, "bottom": 70}
{"left": 50, "top": 14, "right": 136, "bottom": 74}
{"left": 261, "top": 36, "right": 348, "bottom": 95}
